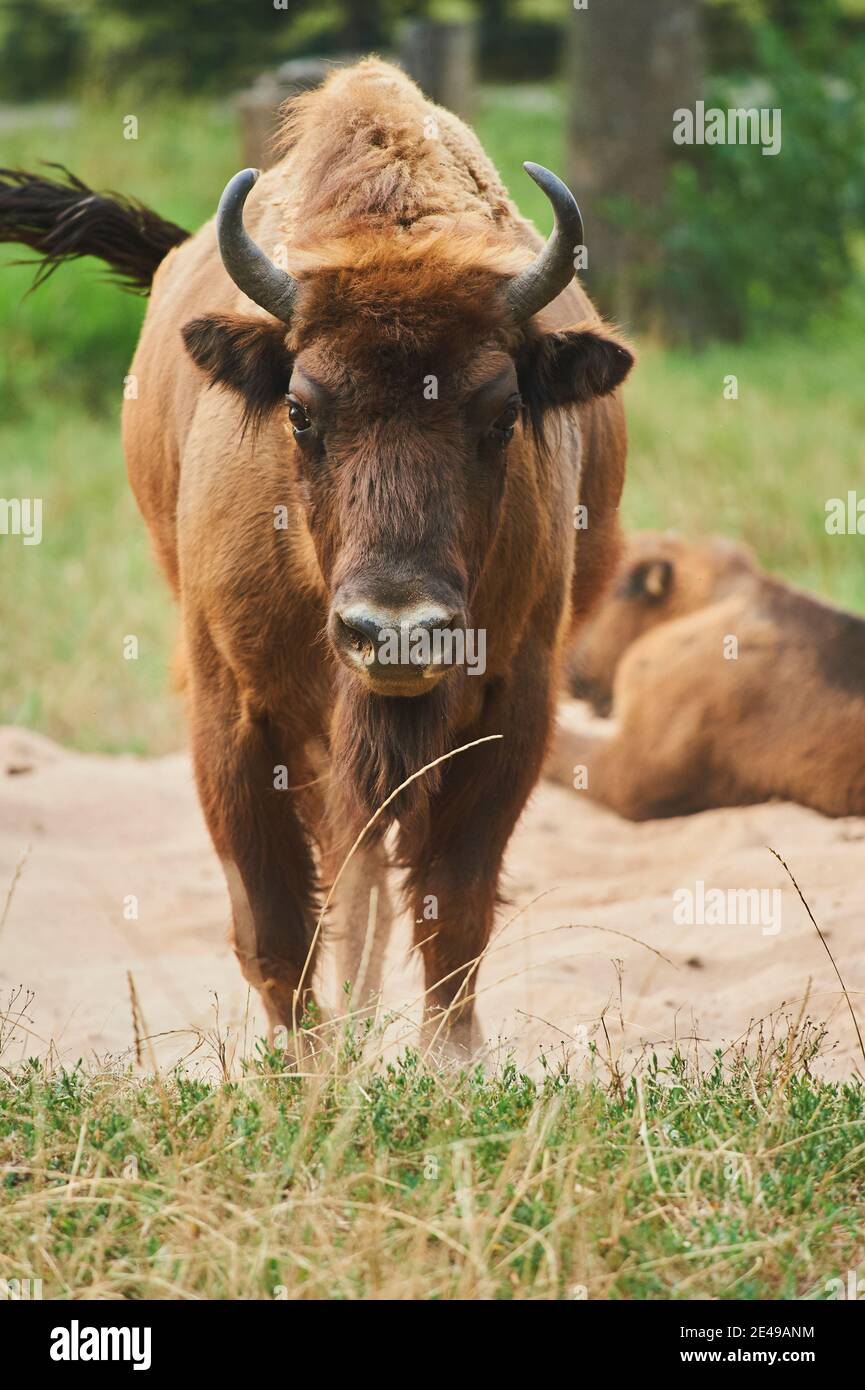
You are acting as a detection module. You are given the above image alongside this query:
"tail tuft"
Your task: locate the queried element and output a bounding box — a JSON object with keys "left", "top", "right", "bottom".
{"left": 0, "top": 164, "right": 189, "bottom": 293}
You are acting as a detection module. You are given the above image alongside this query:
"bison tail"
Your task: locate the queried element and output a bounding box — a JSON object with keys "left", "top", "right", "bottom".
{"left": 0, "top": 164, "right": 189, "bottom": 294}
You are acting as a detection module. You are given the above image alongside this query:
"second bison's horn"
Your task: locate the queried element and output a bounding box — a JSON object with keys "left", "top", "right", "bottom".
{"left": 216, "top": 168, "right": 298, "bottom": 324}
{"left": 506, "top": 162, "right": 584, "bottom": 322}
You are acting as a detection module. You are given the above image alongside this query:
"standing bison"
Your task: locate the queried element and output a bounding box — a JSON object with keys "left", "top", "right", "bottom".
{"left": 1, "top": 60, "right": 633, "bottom": 1055}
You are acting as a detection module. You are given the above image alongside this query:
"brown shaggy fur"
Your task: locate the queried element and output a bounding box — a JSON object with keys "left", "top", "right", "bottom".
{"left": 112, "top": 60, "right": 634, "bottom": 1049}
{"left": 547, "top": 531, "right": 865, "bottom": 819}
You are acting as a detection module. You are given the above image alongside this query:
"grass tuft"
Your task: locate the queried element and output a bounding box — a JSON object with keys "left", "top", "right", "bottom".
{"left": 1, "top": 1003, "right": 863, "bottom": 1300}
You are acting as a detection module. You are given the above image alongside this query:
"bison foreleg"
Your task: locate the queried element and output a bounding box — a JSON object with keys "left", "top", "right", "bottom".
{"left": 401, "top": 660, "right": 553, "bottom": 1061}
{"left": 189, "top": 687, "right": 320, "bottom": 1042}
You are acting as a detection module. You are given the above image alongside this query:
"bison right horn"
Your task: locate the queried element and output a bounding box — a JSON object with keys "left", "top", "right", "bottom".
{"left": 505, "top": 162, "right": 584, "bottom": 322}
{"left": 216, "top": 168, "right": 298, "bottom": 324}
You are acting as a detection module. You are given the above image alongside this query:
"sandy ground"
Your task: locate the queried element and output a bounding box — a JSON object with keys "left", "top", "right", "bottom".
{"left": 1, "top": 709, "right": 863, "bottom": 1077}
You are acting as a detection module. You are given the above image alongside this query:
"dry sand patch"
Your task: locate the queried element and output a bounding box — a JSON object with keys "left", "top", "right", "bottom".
{"left": 1, "top": 712, "right": 862, "bottom": 1077}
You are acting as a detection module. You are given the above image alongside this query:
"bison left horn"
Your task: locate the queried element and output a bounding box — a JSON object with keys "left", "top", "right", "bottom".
{"left": 505, "top": 163, "right": 584, "bottom": 322}
{"left": 216, "top": 168, "right": 298, "bottom": 323}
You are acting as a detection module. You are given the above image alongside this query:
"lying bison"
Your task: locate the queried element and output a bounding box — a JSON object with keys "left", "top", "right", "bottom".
{"left": 549, "top": 531, "right": 865, "bottom": 820}
{"left": 1, "top": 60, "right": 634, "bottom": 1054}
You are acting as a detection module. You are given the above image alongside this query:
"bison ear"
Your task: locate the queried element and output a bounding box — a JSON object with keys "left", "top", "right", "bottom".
{"left": 521, "top": 324, "right": 634, "bottom": 412}
{"left": 181, "top": 313, "right": 292, "bottom": 428}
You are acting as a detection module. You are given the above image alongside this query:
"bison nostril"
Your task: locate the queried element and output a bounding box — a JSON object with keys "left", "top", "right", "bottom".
{"left": 336, "top": 615, "right": 374, "bottom": 660}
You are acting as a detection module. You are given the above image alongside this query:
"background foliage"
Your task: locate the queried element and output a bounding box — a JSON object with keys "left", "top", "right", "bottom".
{"left": 1, "top": 0, "right": 863, "bottom": 340}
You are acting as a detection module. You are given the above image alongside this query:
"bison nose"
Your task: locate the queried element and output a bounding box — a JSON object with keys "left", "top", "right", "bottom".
{"left": 331, "top": 603, "right": 466, "bottom": 693}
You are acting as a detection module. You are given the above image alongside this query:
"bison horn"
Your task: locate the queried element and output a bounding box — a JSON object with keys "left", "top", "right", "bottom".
{"left": 506, "top": 163, "right": 584, "bottom": 322}
{"left": 216, "top": 168, "right": 298, "bottom": 323}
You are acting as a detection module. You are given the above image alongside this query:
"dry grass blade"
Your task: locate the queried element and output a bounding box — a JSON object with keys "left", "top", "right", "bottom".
{"left": 767, "top": 845, "right": 865, "bottom": 1074}
{"left": 0, "top": 846, "right": 31, "bottom": 938}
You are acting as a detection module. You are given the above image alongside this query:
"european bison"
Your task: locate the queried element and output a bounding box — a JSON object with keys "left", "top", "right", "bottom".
{"left": 550, "top": 531, "right": 865, "bottom": 820}
{"left": 2, "top": 60, "right": 634, "bottom": 1055}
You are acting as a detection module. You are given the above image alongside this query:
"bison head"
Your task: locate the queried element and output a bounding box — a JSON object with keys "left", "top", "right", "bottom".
{"left": 182, "top": 166, "right": 634, "bottom": 826}
{"left": 568, "top": 532, "right": 758, "bottom": 715}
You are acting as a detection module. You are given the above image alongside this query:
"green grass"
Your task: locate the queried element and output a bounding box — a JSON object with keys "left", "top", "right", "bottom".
{"left": 1, "top": 1011, "right": 862, "bottom": 1300}
{"left": 0, "top": 96, "right": 231, "bottom": 753}
{"left": 624, "top": 323, "right": 865, "bottom": 612}
{"left": 2, "top": 89, "right": 864, "bottom": 752}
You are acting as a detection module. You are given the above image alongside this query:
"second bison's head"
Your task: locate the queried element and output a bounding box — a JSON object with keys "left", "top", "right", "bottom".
{"left": 568, "top": 532, "right": 759, "bottom": 715}
{"left": 183, "top": 166, "right": 633, "bottom": 700}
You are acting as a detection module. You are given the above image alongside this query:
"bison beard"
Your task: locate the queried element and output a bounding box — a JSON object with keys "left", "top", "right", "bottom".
{"left": 329, "top": 666, "right": 466, "bottom": 840}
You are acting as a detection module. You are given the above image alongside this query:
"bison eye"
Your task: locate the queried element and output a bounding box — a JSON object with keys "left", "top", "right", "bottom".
{"left": 286, "top": 395, "right": 312, "bottom": 435}
{"left": 489, "top": 397, "right": 521, "bottom": 443}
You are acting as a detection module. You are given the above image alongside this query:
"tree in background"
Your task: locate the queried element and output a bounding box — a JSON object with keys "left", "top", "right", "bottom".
{"left": 0, "top": 0, "right": 384, "bottom": 98}
{"left": 567, "top": 0, "right": 865, "bottom": 340}
{"left": 340, "top": 0, "right": 386, "bottom": 53}
{"left": 0, "top": 0, "right": 565, "bottom": 99}
{"left": 567, "top": 0, "right": 704, "bottom": 327}
{"left": 0, "top": 0, "right": 86, "bottom": 100}
{"left": 2, "top": 0, "right": 862, "bottom": 342}
{"left": 653, "top": 15, "right": 865, "bottom": 342}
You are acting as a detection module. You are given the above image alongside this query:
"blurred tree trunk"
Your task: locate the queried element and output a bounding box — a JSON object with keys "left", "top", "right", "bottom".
{"left": 399, "top": 21, "right": 478, "bottom": 122}
{"left": 567, "top": 0, "right": 704, "bottom": 327}
{"left": 478, "top": 0, "right": 509, "bottom": 26}
{"left": 342, "top": 0, "right": 385, "bottom": 51}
